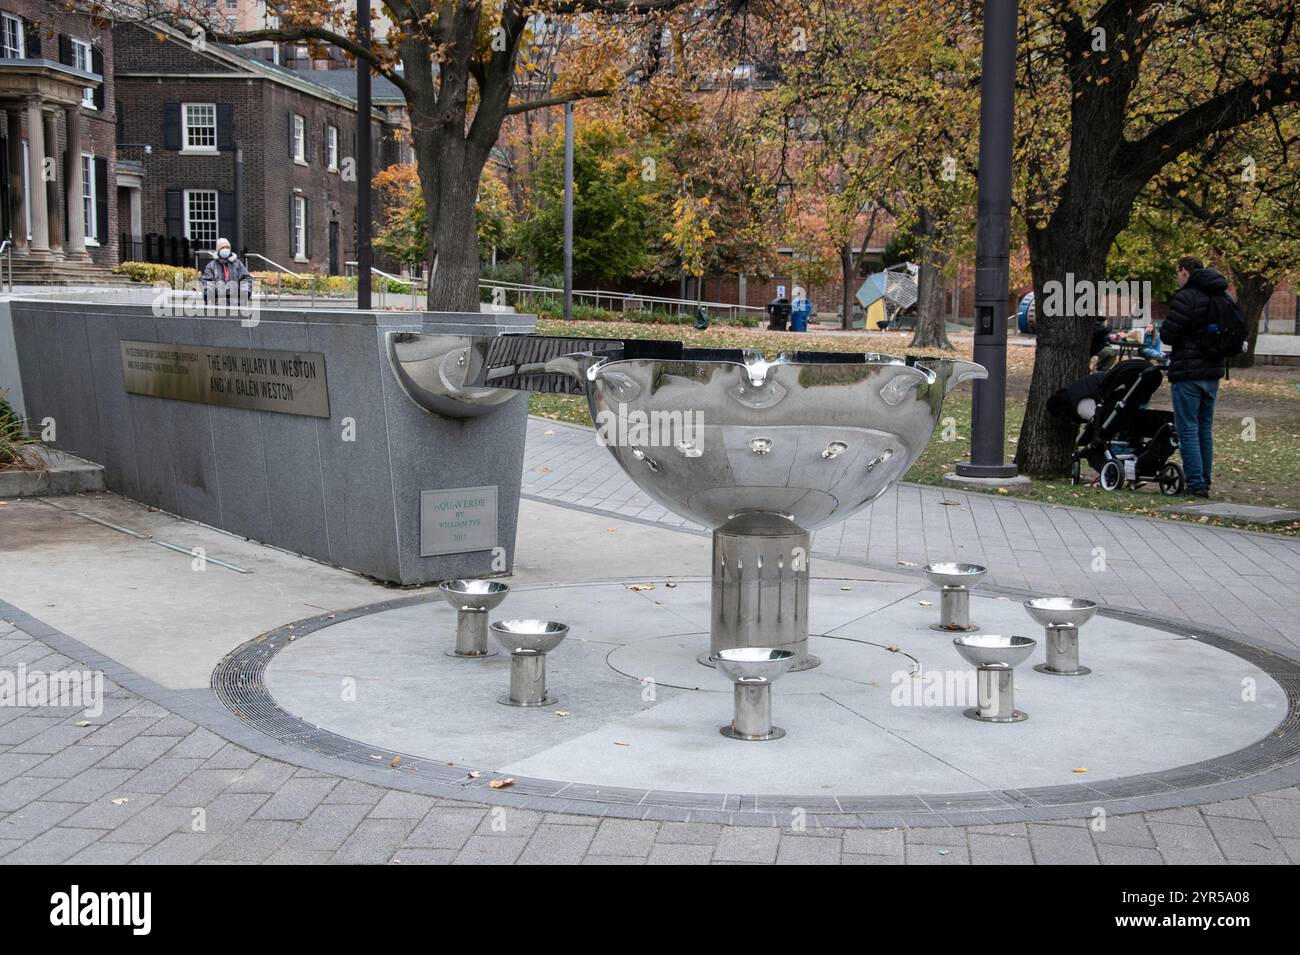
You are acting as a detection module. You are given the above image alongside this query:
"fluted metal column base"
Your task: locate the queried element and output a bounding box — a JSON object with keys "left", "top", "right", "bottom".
{"left": 1034, "top": 624, "right": 1089, "bottom": 676}
{"left": 931, "top": 585, "right": 978, "bottom": 632}
{"left": 447, "top": 608, "right": 498, "bottom": 658}
{"left": 720, "top": 680, "right": 785, "bottom": 740}
{"left": 706, "top": 513, "right": 818, "bottom": 671}
{"left": 498, "top": 650, "right": 556, "bottom": 707}
{"left": 963, "top": 664, "right": 1027, "bottom": 722}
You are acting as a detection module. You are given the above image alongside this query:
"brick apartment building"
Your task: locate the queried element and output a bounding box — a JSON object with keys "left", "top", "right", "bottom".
{"left": 0, "top": 0, "right": 119, "bottom": 281}
{"left": 113, "top": 21, "right": 405, "bottom": 275}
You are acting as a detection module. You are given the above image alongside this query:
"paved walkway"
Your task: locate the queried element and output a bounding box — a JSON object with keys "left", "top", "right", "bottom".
{"left": 0, "top": 418, "right": 1299, "bottom": 864}
{"left": 522, "top": 418, "right": 1300, "bottom": 652}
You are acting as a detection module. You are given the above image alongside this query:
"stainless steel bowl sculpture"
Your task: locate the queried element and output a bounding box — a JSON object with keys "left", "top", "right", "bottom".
{"left": 388, "top": 333, "right": 986, "bottom": 670}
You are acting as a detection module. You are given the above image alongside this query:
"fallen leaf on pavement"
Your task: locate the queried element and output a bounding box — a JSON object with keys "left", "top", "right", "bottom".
{"left": 489, "top": 778, "right": 515, "bottom": 789}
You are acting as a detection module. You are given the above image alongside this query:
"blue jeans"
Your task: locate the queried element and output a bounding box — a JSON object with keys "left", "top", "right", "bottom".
{"left": 1170, "top": 379, "right": 1219, "bottom": 490}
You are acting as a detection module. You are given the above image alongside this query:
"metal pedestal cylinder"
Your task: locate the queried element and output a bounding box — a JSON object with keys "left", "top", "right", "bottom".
{"left": 499, "top": 650, "right": 555, "bottom": 707}
{"left": 451, "top": 608, "right": 496, "bottom": 657}
{"left": 933, "top": 585, "right": 976, "bottom": 632}
{"left": 1034, "top": 624, "right": 1089, "bottom": 676}
{"left": 964, "top": 664, "right": 1026, "bottom": 722}
{"left": 709, "top": 513, "right": 817, "bottom": 670}
{"left": 721, "top": 679, "right": 785, "bottom": 741}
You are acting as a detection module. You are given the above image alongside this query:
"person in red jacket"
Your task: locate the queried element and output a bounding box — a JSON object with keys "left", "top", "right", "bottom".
{"left": 201, "top": 238, "right": 253, "bottom": 306}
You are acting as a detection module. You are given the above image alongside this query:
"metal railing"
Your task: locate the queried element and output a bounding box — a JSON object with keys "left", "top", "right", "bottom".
{"left": 343, "top": 261, "right": 422, "bottom": 310}
{"left": 242, "top": 253, "right": 311, "bottom": 307}
{"left": 477, "top": 277, "right": 766, "bottom": 321}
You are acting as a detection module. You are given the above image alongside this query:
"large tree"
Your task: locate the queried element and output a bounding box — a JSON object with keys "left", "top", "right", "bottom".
{"left": 126, "top": 0, "right": 704, "bottom": 310}
{"left": 1014, "top": 0, "right": 1300, "bottom": 475}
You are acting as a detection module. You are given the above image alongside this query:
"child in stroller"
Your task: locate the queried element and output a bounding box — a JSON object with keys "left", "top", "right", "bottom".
{"left": 1047, "top": 359, "right": 1186, "bottom": 494}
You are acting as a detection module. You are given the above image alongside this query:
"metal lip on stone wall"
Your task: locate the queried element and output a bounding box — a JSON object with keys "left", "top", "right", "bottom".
{"left": 543, "top": 349, "right": 987, "bottom": 531}
{"left": 386, "top": 331, "right": 518, "bottom": 418}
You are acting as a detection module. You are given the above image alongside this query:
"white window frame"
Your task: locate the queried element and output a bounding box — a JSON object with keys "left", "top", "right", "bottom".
{"left": 71, "top": 38, "right": 96, "bottom": 110}
{"left": 292, "top": 113, "right": 306, "bottom": 164}
{"left": 183, "top": 189, "right": 219, "bottom": 248}
{"left": 81, "top": 153, "right": 98, "bottom": 246}
{"left": 326, "top": 125, "right": 338, "bottom": 171}
{"left": 1, "top": 13, "right": 23, "bottom": 60}
{"left": 291, "top": 195, "right": 308, "bottom": 260}
{"left": 181, "top": 102, "right": 218, "bottom": 154}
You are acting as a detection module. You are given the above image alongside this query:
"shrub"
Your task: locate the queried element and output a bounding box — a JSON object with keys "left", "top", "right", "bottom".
{"left": 112, "top": 262, "right": 199, "bottom": 285}
{"left": 0, "top": 389, "right": 33, "bottom": 471}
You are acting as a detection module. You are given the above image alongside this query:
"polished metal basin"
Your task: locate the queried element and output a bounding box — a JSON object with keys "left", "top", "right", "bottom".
{"left": 489, "top": 619, "right": 569, "bottom": 655}
{"left": 924, "top": 562, "right": 988, "bottom": 589}
{"left": 952, "top": 634, "right": 1036, "bottom": 669}
{"left": 546, "top": 349, "right": 985, "bottom": 531}
{"left": 1023, "top": 596, "right": 1099, "bottom": 629}
{"left": 710, "top": 647, "right": 797, "bottom": 684}
{"left": 439, "top": 579, "right": 510, "bottom": 613}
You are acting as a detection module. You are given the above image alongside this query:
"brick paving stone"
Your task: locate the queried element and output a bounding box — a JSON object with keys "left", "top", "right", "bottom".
{"left": 404, "top": 807, "right": 488, "bottom": 849}
{"left": 43, "top": 768, "right": 134, "bottom": 804}
{"left": 121, "top": 758, "right": 206, "bottom": 795}
{"left": 369, "top": 790, "right": 438, "bottom": 819}
{"left": 100, "top": 804, "right": 193, "bottom": 845}
{"left": 518, "top": 823, "right": 596, "bottom": 865}
{"left": 0, "top": 774, "right": 64, "bottom": 811}
{"left": 648, "top": 843, "right": 713, "bottom": 864}
{"left": 252, "top": 777, "right": 337, "bottom": 820}
{"left": 656, "top": 822, "right": 722, "bottom": 845}
{"left": 904, "top": 843, "right": 970, "bottom": 864}
{"left": 63, "top": 792, "right": 161, "bottom": 830}
{"left": 1028, "top": 824, "right": 1101, "bottom": 864}
{"left": 453, "top": 835, "right": 529, "bottom": 864}
{"left": 2, "top": 825, "right": 105, "bottom": 864}
{"left": 225, "top": 757, "right": 296, "bottom": 792}
{"left": 323, "top": 780, "right": 387, "bottom": 806}
{"left": 133, "top": 832, "right": 227, "bottom": 865}
{"left": 1203, "top": 815, "right": 1286, "bottom": 863}
{"left": 583, "top": 854, "right": 645, "bottom": 865}
{"left": 776, "top": 834, "right": 842, "bottom": 865}
{"left": 1097, "top": 844, "right": 1165, "bottom": 865}
{"left": 95, "top": 735, "right": 181, "bottom": 769}
{"left": 1149, "top": 821, "right": 1227, "bottom": 864}
{"left": 843, "top": 828, "right": 905, "bottom": 856}
{"left": 64, "top": 841, "right": 151, "bottom": 865}
{"left": 205, "top": 821, "right": 298, "bottom": 863}
{"left": 168, "top": 728, "right": 227, "bottom": 760}
{"left": 969, "top": 833, "right": 1034, "bottom": 865}
{"left": 332, "top": 818, "right": 418, "bottom": 865}
{"left": 391, "top": 849, "right": 457, "bottom": 865}
{"left": 589, "top": 819, "right": 660, "bottom": 857}
{"left": 283, "top": 803, "right": 370, "bottom": 852}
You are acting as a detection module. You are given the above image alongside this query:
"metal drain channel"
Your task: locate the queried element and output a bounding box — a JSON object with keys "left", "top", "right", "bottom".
{"left": 211, "top": 587, "right": 1300, "bottom": 821}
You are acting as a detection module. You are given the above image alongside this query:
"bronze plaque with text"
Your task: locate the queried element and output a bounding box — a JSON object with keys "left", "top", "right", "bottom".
{"left": 120, "top": 341, "right": 330, "bottom": 418}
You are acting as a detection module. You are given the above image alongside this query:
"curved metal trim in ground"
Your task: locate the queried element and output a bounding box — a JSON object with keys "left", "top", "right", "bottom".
{"left": 211, "top": 580, "right": 1300, "bottom": 827}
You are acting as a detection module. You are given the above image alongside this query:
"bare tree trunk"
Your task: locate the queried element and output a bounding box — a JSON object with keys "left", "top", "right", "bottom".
{"left": 840, "top": 244, "right": 855, "bottom": 330}
{"left": 910, "top": 210, "right": 951, "bottom": 349}
{"left": 1231, "top": 270, "right": 1273, "bottom": 370}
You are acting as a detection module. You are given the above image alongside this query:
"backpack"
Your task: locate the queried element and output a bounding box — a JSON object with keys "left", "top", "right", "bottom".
{"left": 1197, "top": 293, "right": 1248, "bottom": 359}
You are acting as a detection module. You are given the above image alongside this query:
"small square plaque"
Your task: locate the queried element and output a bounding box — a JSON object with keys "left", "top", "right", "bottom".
{"left": 420, "top": 486, "right": 499, "bottom": 557}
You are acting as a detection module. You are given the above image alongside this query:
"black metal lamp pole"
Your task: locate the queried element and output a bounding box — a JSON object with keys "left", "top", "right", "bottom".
{"left": 956, "top": 0, "right": 1020, "bottom": 480}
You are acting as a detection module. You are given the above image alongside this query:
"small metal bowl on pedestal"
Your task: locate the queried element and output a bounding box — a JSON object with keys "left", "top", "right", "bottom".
{"left": 490, "top": 619, "right": 569, "bottom": 707}
{"left": 924, "top": 562, "right": 987, "bottom": 632}
{"left": 710, "top": 647, "right": 796, "bottom": 741}
{"left": 952, "top": 634, "right": 1036, "bottom": 723}
{"left": 1023, "top": 597, "right": 1099, "bottom": 676}
{"left": 439, "top": 580, "right": 510, "bottom": 658}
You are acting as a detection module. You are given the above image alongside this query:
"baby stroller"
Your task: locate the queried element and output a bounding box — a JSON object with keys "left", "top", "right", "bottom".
{"left": 1049, "top": 360, "right": 1186, "bottom": 495}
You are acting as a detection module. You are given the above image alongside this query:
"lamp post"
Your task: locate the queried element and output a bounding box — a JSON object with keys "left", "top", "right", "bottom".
{"left": 356, "top": 0, "right": 372, "bottom": 310}
{"left": 563, "top": 100, "right": 574, "bottom": 322}
{"left": 955, "top": 0, "right": 1020, "bottom": 481}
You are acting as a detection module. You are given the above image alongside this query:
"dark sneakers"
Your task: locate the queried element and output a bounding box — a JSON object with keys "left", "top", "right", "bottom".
{"left": 1188, "top": 487, "right": 1210, "bottom": 499}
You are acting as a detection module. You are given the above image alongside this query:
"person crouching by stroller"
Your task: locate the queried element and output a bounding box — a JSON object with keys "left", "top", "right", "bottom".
{"left": 201, "top": 238, "right": 254, "bottom": 308}
{"left": 1090, "top": 318, "right": 1119, "bottom": 372}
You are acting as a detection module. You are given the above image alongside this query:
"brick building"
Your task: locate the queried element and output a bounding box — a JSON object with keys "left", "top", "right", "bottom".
{"left": 0, "top": 0, "right": 119, "bottom": 282}
{"left": 112, "top": 21, "right": 404, "bottom": 275}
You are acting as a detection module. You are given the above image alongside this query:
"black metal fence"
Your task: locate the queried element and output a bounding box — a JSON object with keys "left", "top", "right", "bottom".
{"left": 120, "top": 233, "right": 213, "bottom": 267}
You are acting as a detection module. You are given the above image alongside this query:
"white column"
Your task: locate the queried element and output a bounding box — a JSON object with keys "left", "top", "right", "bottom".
{"left": 64, "top": 105, "right": 87, "bottom": 259}
{"left": 24, "top": 98, "right": 49, "bottom": 254}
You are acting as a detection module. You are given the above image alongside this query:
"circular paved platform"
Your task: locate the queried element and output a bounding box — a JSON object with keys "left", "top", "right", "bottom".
{"left": 214, "top": 577, "right": 1300, "bottom": 824}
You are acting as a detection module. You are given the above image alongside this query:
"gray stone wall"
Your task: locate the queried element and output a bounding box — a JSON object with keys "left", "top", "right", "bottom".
{"left": 8, "top": 298, "right": 535, "bottom": 585}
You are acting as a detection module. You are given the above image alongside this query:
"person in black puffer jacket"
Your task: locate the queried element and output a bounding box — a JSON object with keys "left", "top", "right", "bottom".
{"left": 1159, "top": 257, "right": 1227, "bottom": 497}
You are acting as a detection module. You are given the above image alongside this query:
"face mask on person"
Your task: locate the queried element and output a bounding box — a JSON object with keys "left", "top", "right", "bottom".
{"left": 217, "top": 248, "right": 232, "bottom": 260}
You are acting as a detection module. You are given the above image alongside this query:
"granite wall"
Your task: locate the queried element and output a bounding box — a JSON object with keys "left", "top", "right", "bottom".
{"left": 6, "top": 297, "right": 534, "bottom": 585}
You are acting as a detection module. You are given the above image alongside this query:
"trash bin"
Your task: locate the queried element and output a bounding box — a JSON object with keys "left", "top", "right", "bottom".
{"left": 790, "top": 297, "right": 811, "bottom": 333}
{"left": 766, "top": 297, "right": 790, "bottom": 331}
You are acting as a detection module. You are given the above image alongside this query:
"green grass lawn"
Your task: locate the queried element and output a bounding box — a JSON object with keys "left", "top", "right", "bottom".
{"left": 528, "top": 319, "right": 1300, "bottom": 536}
